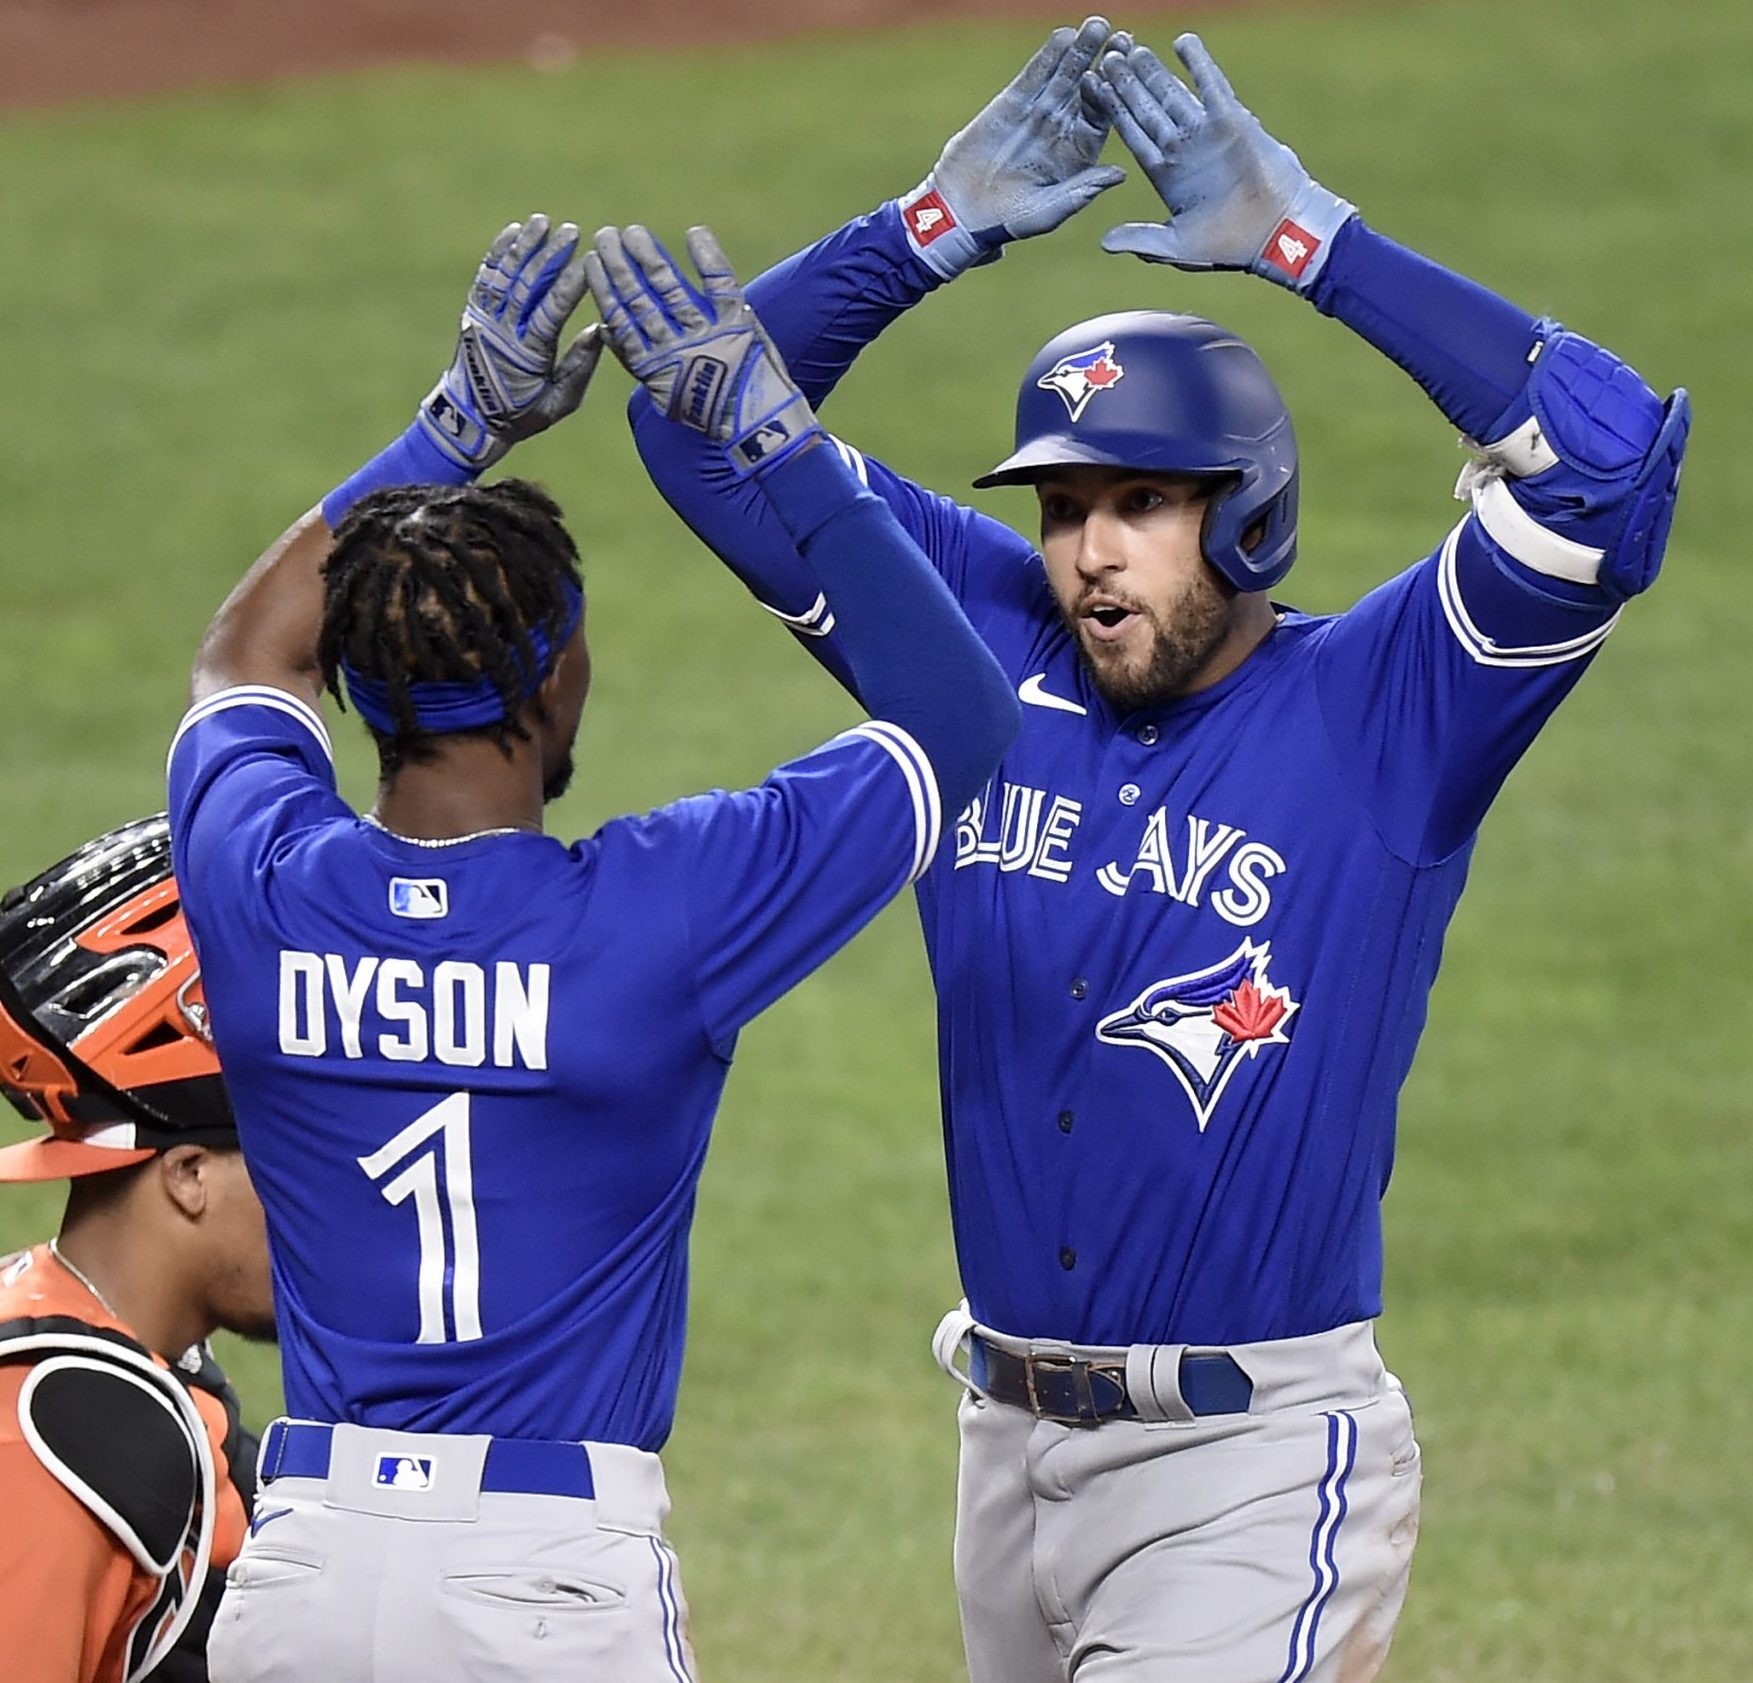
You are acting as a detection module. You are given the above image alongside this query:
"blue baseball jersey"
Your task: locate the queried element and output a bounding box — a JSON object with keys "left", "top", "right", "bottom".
{"left": 632, "top": 205, "right": 1637, "bottom": 1349}
{"left": 168, "top": 686, "right": 940, "bottom": 1449}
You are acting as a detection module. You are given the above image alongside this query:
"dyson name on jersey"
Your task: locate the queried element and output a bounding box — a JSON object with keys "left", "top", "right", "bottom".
{"left": 954, "top": 783, "right": 1285, "bottom": 925}
{"left": 277, "top": 952, "right": 550, "bottom": 1069}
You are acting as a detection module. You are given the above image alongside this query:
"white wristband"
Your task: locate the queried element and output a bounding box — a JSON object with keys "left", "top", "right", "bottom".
{"left": 897, "top": 175, "right": 987, "bottom": 280}
{"left": 1251, "top": 181, "right": 1356, "bottom": 293}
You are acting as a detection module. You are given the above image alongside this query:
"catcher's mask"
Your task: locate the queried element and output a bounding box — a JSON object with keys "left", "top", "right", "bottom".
{"left": 0, "top": 814, "right": 234, "bottom": 1183}
{"left": 975, "top": 310, "right": 1299, "bottom": 592}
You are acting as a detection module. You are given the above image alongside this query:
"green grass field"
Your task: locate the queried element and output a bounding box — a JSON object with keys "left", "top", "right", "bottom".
{"left": 2, "top": 0, "right": 1750, "bottom": 1675}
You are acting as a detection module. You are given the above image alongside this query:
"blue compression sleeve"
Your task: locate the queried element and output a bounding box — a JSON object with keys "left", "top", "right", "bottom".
{"left": 321, "top": 425, "right": 474, "bottom": 530}
{"left": 745, "top": 205, "right": 940, "bottom": 409}
{"left": 1306, "top": 218, "right": 1543, "bottom": 441}
{"left": 756, "top": 443, "right": 1017, "bottom": 814}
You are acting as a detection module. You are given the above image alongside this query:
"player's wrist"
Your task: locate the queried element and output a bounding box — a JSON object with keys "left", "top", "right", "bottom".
{"left": 895, "top": 175, "right": 1005, "bottom": 281}
{"left": 755, "top": 434, "right": 871, "bottom": 546}
{"left": 1248, "top": 180, "right": 1355, "bottom": 293}
{"left": 320, "top": 420, "right": 478, "bottom": 532}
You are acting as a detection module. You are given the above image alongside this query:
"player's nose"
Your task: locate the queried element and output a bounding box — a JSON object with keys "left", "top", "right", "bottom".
{"left": 1074, "top": 508, "right": 1124, "bottom": 577}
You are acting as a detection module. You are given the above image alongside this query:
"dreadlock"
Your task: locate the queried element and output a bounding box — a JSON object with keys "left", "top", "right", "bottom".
{"left": 318, "top": 478, "right": 584, "bottom": 778}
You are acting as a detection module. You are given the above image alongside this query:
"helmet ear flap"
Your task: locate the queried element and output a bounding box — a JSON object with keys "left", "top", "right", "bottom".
{"left": 1203, "top": 470, "right": 1298, "bottom": 592}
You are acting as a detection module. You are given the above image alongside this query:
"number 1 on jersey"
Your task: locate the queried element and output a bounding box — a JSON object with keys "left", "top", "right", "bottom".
{"left": 358, "top": 1091, "right": 482, "bottom": 1343}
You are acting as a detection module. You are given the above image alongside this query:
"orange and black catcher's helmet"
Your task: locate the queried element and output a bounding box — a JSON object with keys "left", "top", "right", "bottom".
{"left": 0, "top": 814, "right": 233, "bottom": 1182}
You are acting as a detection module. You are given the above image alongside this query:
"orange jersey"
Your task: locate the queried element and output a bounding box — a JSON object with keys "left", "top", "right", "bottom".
{"left": 0, "top": 1245, "right": 248, "bottom": 1683}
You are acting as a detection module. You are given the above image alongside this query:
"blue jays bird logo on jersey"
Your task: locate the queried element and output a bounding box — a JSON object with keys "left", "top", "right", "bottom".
{"left": 1038, "top": 341, "right": 1125, "bottom": 422}
{"left": 1096, "top": 940, "right": 1298, "bottom": 1132}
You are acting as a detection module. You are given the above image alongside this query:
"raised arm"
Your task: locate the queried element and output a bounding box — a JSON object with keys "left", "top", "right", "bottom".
{"left": 623, "top": 18, "right": 1128, "bottom": 680}
{"left": 1093, "top": 33, "right": 1689, "bottom": 601}
{"left": 586, "top": 226, "right": 1019, "bottom": 819}
{"left": 1092, "top": 33, "right": 1691, "bottom": 860}
{"left": 736, "top": 15, "right": 1125, "bottom": 409}
{"left": 188, "top": 217, "right": 602, "bottom": 706}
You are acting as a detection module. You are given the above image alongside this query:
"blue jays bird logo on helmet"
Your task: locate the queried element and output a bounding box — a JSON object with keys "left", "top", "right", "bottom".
{"left": 1037, "top": 341, "right": 1126, "bottom": 423}
{"left": 1096, "top": 941, "right": 1298, "bottom": 1132}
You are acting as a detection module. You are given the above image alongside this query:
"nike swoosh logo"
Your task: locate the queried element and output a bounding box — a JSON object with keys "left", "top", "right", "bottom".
{"left": 1018, "top": 673, "right": 1087, "bottom": 715}
{"left": 249, "top": 1505, "right": 293, "bottom": 1537}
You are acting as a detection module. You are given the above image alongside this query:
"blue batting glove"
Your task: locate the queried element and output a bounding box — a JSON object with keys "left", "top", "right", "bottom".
{"left": 898, "top": 16, "right": 1128, "bottom": 280}
{"left": 1092, "top": 34, "right": 1354, "bottom": 292}
{"left": 416, "top": 215, "right": 603, "bottom": 471}
{"left": 586, "top": 225, "right": 824, "bottom": 480}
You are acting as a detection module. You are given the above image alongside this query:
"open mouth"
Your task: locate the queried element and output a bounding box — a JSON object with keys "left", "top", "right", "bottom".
{"left": 1079, "top": 598, "right": 1139, "bottom": 643}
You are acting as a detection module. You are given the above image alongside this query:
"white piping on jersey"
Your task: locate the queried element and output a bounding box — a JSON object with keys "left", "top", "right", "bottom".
{"left": 747, "top": 432, "right": 872, "bottom": 640}
{"left": 168, "top": 684, "right": 333, "bottom": 772}
{"left": 841, "top": 721, "right": 941, "bottom": 883}
{"left": 758, "top": 592, "right": 836, "bottom": 639}
{"left": 831, "top": 435, "right": 871, "bottom": 486}
{"left": 1438, "top": 522, "right": 1619, "bottom": 668}
{"left": 1470, "top": 474, "right": 1604, "bottom": 585}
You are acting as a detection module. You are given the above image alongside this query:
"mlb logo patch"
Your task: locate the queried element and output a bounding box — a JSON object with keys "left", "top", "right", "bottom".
{"left": 1261, "top": 217, "right": 1320, "bottom": 281}
{"left": 901, "top": 187, "right": 958, "bottom": 248}
{"left": 374, "top": 1454, "right": 435, "bottom": 1491}
{"left": 389, "top": 877, "right": 448, "bottom": 920}
{"left": 1037, "top": 341, "right": 1126, "bottom": 423}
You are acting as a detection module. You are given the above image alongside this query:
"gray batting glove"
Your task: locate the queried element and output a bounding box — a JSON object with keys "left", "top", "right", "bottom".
{"left": 585, "top": 225, "right": 823, "bottom": 479}
{"left": 416, "top": 215, "right": 604, "bottom": 472}
{"left": 1092, "top": 34, "right": 1355, "bottom": 292}
{"left": 899, "top": 16, "right": 1128, "bottom": 280}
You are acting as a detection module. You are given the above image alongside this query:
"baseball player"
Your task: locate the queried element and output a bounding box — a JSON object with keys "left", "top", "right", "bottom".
{"left": 624, "top": 21, "right": 1689, "bottom": 1682}
{"left": 166, "top": 213, "right": 1016, "bottom": 1683}
{"left": 0, "top": 814, "right": 271, "bottom": 1683}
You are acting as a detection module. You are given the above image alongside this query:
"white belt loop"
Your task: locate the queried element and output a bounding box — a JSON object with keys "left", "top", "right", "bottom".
{"left": 1126, "top": 1343, "right": 1196, "bottom": 1425}
{"left": 931, "top": 1301, "right": 980, "bottom": 1398}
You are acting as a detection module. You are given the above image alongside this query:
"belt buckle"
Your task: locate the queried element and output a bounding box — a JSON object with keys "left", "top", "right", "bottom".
{"left": 1025, "top": 1353, "right": 1117, "bottom": 1424}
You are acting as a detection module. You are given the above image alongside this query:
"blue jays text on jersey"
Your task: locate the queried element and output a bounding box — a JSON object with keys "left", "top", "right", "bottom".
{"left": 167, "top": 684, "right": 941, "bottom": 1450}
{"left": 629, "top": 201, "right": 1653, "bottom": 1353}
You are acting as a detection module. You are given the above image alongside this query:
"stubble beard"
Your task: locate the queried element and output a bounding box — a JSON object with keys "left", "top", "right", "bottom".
{"left": 1063, "top": 573, "right": 1234, "bottom": 714}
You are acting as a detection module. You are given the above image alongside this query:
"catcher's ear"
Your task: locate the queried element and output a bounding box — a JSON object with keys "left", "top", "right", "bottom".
{"left": 157, "top": 1144, "right": 210, "bottom": 1219}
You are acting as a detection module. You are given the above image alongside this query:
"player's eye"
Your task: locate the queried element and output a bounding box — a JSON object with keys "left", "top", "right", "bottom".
{"left": 1039, "top": 493, "right": 1083, "bottom": 524}
{"left": 1123, "top": 486, "right": 1166, "bottom": 514}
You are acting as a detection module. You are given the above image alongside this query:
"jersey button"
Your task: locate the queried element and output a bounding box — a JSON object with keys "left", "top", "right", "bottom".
{"left": 1118, "top": 783, "right": 1140, "bottom": 806}
{"left": 1059, "top": 1246, "right": 1077, "bottom": 1270}
{"left": 1057, "top": 1110, "right": 1074, "bottom": 1134}
{"left": 1069, "top": 978, "right": 1088, "bottom": 1000}
{"left": 1137, "top": 723, "right": 1160, "bottom": 746}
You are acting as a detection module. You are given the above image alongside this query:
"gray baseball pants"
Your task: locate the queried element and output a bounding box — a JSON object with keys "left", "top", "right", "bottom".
{"left": 207, "top": 1421, "right": 699, "bottom": 1683}
{"left": 937, "top": 1315, "right": 1421, "bottom": 1683}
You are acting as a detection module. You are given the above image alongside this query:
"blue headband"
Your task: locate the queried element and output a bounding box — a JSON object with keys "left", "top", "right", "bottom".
{"left": 341, "top": 580, "right": 583, "bottom": 737}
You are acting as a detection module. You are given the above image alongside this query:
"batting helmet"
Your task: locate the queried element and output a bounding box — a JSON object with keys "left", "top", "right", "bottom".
{"left": 974, "top": 311, "right": 1299, "bottom": 592}
{"left": 0, "top": 814, "right": 233, "bottom": 1183}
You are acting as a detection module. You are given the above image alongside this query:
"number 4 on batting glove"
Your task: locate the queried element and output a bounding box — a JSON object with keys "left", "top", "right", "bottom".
{"left": 585, "top": 225, "right": 822, "bottom": 479}
{"left": 900, "top": 15, "right": 1128, "bottom": 280}
{"left": 1092, "top": 33, "right": 1355, "bottom": 293}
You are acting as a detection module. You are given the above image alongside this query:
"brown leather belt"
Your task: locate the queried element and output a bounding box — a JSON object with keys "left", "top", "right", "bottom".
{"left": 968, "top": 1332, "right": 1253, "bottom": 1424}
